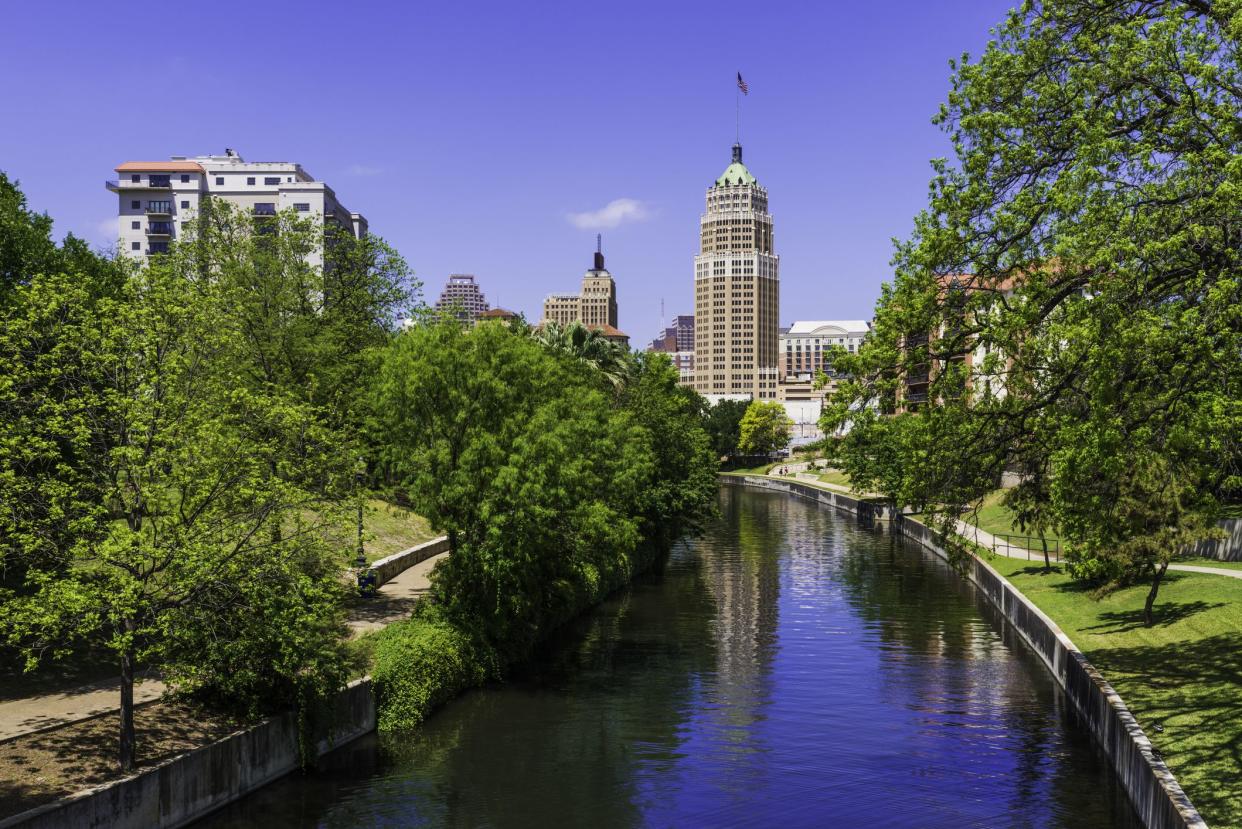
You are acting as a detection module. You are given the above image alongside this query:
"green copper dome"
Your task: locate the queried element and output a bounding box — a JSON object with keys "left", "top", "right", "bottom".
{"left": 715, "top": 143, "right": 757, "bottom": 187}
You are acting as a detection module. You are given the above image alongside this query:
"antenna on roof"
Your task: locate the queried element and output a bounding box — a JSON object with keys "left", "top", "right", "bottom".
{"left": 593, "top": 234, "right": 605, "bottom": 271}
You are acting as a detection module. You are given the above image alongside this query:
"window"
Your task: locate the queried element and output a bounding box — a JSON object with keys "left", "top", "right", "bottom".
{"left": 180, "top": 174, "right": 190, "bottom": 182}
{"left": 131, "top": 242, "right": 141, "bottom": 250}
{"left": 131, "top": 221, "right": 140, "bottom": 230}
{"left": 215, "top": 176, "right": 224, "bottom": 185}
{"left": 130, "top": 200, "right": 140, "bottom": 209}
{"left": 131, "top": 174, "right": 140, "bottom": 182}
{"left": 253, "top": 203, "right": 277, "bottom": 216}
{"left": 264, "top": 176, "right": 280, "bottom": 185}
{"left": 180, "top": 200, "right": 189, "bottom": 209}
{"left": 149, "top": 175, "right": 171, "bottom": 187}
{"left": 294, "top": 202, "right": 310, "bottom": 212}
{"left": 149, "top": 241, "right": 169, "bottom": 254}
{"left": 246, "top": 177, "right": 255, "bottom": 185}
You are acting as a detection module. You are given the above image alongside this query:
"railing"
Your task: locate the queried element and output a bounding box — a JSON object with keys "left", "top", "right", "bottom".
{"left": 905, "top": 391, "right": 929, "bottom": 404}
{"left": 146, "top": 222, "right": 173, "bottom": 235}
{"left": 252, "top": 204, "right": 277, "bottom": 216}
{"left": 991, "top": 533, "right": 1062, "bottom": 563}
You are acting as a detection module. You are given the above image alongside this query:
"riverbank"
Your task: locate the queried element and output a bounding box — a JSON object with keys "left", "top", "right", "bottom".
{"left": 724, "top": 475, "right": 1210, "bottom": 829}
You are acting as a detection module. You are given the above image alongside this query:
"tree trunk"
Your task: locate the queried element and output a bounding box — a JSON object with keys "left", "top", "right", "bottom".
{"left": 119, "top": 622, "right": 136, "bottom": 772}
{"left": 1144, "top": 561, "right": 1169, "bottom": 628}
{"left": 1041, "top": 534, "right": 1050, "bottom": 572}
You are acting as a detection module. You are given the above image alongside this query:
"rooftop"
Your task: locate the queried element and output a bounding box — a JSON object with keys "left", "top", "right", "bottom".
{"left": 715, "top": 143, "right": 757, "bottom": 187}
{"left": 786, "top": 320, "right": 871, "bottom": 336}
{"left": 115, "top": 161, "right": 205, "bottom": 173}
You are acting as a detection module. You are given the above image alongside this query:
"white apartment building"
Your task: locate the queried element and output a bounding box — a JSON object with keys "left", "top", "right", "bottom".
{"left": 778, "top": 320, "right": 871, "bottom": 434}
{"left": 692, "top": 143, "right": 780, "bottom": 401}
{"left": 106, "top": 150, "right": 367, "bottom": 263}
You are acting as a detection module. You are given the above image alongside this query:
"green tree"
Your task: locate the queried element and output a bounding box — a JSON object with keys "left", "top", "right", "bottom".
{"left": 531, "top": 320, "right": 630, "bottom": 390}
{"left": 701, "top": 398, "right": 751, "bottom": 458}
{"left": 822, "top": 0, "right": 1241, "bottom": 618}
{"left": 737, "top": 401, "right": 792, "bottom": 456}
{"left": 0, "top": 239, "right": 354, "bottom": 772}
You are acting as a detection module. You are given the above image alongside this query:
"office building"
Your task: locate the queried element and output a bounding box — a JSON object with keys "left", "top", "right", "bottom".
{"left": 434, "top": 274, "right": 490, "bottom": 322}
{"left": 692, "top": 143, "right": 780, "bottom": 400}
{"left": 541, "top": 237, "right": 627, "bottom": 345}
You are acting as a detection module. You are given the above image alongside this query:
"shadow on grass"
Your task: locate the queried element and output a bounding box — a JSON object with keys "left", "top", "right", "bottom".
{"left": 1081, "top": 600, "right": 1228, "bottom": 634}
{"left": 1086, "top": 632, "right": 1242, "bottom": 828}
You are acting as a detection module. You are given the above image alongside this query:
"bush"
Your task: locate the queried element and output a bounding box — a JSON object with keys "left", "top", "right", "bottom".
{"left": 371, "top": 608, "right": 494, "bottom": 732}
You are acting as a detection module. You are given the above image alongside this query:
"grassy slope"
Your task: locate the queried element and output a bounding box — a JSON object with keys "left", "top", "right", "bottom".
{"left": 988, "top": 556, "right": 1242, "bottom": 828}
{"left": 363, "top": 498, "right": 437, "bottom": 561}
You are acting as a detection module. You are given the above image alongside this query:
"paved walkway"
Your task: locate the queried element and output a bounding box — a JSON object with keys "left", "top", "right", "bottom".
{"left": 768, "top": 473, "right": 1242, "bottom": 581}
{"left": 0, "top": 551, "right": 450, "bottom": 743}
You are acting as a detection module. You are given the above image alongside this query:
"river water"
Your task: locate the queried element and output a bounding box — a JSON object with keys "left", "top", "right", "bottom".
{"left": 198, "top": 486, "right": 1141, "bottom": 828}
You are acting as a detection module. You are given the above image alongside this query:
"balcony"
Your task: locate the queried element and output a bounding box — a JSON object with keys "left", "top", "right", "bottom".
{"left": 905, "top": 391, "right": 929, "bottom": 405}
{"left": 252, "top": 203, "right": 277, "bottom": 216}
{"left": 147, "top": 242, "right": 170, "bottom": 256}
{"left": 145, "top": 201, "right": 173, "bottom": 216}
{"left": 146, "top": 222, "right": 173, "bottom": 236}
{"left": 105, "top": 178, "right": 171, "bottom": 190}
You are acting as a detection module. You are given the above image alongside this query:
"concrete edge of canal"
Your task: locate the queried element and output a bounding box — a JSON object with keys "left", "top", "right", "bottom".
{"left": 0, "top": 540, "right": 457, "bottom": 829}
{"left": 723, "top": 474, "right": 1208, "bottom": 829}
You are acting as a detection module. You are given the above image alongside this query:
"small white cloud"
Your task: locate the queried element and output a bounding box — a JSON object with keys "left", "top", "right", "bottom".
{"left": 94, "top": 218, "right": 119, "bottom": 243}
{"left": 567, "top": 198, "right": 650, "bottom": 230}
{"left": 345, "top": 164, "right": 382, "bottom": 177}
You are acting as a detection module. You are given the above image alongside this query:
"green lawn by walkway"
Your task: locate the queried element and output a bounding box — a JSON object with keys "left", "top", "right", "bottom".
{"left": 362, "top": 499, "right": 437, "bottom": 562}
{"left": 988, "top": 556, "right": 1242, "bottom": 828}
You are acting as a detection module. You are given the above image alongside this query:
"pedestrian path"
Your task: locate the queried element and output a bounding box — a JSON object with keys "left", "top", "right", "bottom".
{"left": 0, "top": 551, "right": 450, "bottom": 743}
{"left": 0, "top": 676, "right": 166, "bottom": 742}
{"left": 765, "top": 473, "right": 1242, "bottom": 581}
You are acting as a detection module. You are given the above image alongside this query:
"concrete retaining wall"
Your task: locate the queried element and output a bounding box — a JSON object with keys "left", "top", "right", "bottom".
{"left": 728, "top": 475, "right": 1206, "bottom": 829}
{"left": 722, "top": 475, "right": 895, "bottom": 524}
{"left": 0, "top": 679, "right": 376, "bottom": 829}
{"left": 1192, "top": 518, "right": 1242, "bottom": 562}
{"left": 371, "top": 536, "right": 450, "bottom": 587}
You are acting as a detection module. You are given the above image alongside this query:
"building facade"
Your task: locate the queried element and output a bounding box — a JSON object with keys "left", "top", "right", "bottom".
{"left": 541, "top": 240, "right": 626, "bottom": 342}
{"left": 648, "top": 315, "right": 695, "bottom": 385}
{"left": 434, "top": 274, "right": 490, "bottom": 322}
{"left": 692, "top": 144, "right": 780, "bottom": 400}
{"left": 106, "top": 150, "right": 366, "bottom": 263}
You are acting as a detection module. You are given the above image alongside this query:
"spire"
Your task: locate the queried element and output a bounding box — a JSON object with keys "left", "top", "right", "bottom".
{"left": 594, "top": 234, "right": 605, "bottom": 271}
{"left": 732, "top": 143, "right": 743, "bottom": 164}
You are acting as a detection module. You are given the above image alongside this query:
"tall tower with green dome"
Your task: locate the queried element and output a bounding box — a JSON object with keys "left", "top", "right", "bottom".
{"left": 692, "top": 143, "right": 780, "bottom": 400}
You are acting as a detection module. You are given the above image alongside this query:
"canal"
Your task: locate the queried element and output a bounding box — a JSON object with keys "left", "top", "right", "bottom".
{"left": 198, "top": 485, "right": 1142, "bottom": 828}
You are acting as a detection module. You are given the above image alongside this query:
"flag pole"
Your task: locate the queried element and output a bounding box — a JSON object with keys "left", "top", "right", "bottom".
{"left": 735, "top": 82, "right": 740, "bottom": 144}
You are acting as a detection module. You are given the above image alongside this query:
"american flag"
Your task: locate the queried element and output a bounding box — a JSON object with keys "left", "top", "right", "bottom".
{"left": 737, "top": 72, "right": 749, "bottom": 95}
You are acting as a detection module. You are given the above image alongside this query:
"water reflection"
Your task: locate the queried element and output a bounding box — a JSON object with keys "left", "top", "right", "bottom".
{"left": 198, "top": 488, "right": 1140, "bottom": 828}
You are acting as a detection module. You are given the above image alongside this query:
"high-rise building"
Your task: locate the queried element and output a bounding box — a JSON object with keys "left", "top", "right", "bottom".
{"left": 648, "top": 315, "right": 695, "bottom": 385}
{"left": 692, "top": 144, "right": 780, "bottom": 399}
{"left": 106, "top": 150, "right": 366, "bottom": 263}
{"left": 434, "top": 274, "right": 490, "bottom": 322}
{"left": 542, "top": 238, "right": 627, "bottom": 345}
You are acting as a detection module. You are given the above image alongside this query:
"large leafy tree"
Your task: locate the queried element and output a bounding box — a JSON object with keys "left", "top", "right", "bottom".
{"left": 824, "top": 0, "right": 1242, "bottom": 620}
{"left": 370, "top": 320, "right": 715, "bottom": 657}
{"left": 701, "top": 398, "right": 751, "bottom": 458}
{"left": 0, "top": 198, "right": 359, "bottom": 770}
{"left": 737, "top": 401, "right": 793, "bottom": 456}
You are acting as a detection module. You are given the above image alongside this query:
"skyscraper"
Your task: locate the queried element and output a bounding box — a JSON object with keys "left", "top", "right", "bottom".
{"left": 541, "top": 237, "right": 627, "bottom": 344}
{"left": 692, "top": 144, "right": 780, "bottom": 399}
{"left": 434, "top": 274, "right": 490, "bottom": 322}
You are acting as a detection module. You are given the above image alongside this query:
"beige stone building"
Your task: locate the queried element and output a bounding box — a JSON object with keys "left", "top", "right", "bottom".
{"left": 692, "top": 144, "right": 780, "bottom": 400}
{"left": 541, "top": 239, "right": 626, "bottom": 343}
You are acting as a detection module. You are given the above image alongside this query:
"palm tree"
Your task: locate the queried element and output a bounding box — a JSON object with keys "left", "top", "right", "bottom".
{"left": 532, "top": 321, "right": 630, "bottom": 389}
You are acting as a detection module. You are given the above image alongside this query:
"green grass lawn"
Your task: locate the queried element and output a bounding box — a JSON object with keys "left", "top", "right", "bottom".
{"left": 966, "top": 490, "right": 1064, "bottom": 550}
{"left": 987, "top": 555, "right": 1242, "bottom": 828}
{"left": 817, "top": 469, "right": 851, "bottom": 488}
{"left": 362, "top": 499, "right": 437, "bottom": 562}
{"left": 721, "top": 462, "right": 780, "bottom": 475}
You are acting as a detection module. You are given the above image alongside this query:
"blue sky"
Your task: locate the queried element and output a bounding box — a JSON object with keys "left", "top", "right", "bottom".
{"left": 2, "top": 0, "right": 1012, "bottom": 343}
